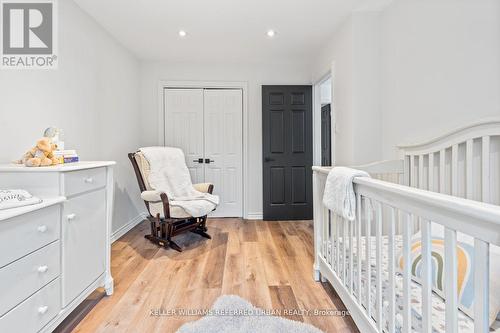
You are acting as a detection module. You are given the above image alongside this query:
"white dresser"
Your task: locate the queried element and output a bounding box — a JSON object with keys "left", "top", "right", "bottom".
{"left": 0, "top": 162, "right": 115, "bottom": 333}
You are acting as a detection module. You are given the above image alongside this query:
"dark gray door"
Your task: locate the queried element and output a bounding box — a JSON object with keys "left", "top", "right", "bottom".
{"left": 262, "top": 85, "right": 313, "bottom": 220}
{"left": 321, "top": 104, "right": 332, "bottom": 166}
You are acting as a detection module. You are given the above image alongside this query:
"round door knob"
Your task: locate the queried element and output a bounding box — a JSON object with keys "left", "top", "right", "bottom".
{"left": 37, "top": 265, "right": 48, "bottom": 273}
{"left": 38, "top": 306, "right": 48, "bottom": 314}
{"left": 37, "top": 225, "right": 48, "bottom": 233}
{"left": 67, "top": 213, "right": 76, "bottom": 221}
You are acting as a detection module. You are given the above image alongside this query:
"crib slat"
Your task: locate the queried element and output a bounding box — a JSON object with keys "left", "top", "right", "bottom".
{"left": 329, "top": 212, "right": 334, "bottom": 269}
{"left": 365, "top": 198, "right": 372, "bottom": 319}
{"left": 418, "top": 155, "right": 424, "bottom": 189}
{"left": 388, "top": 207, "right": 396, "bottom": 333}
{"left": 404, "top": 155, "right": 410, "bottom": 186}
{"left": 410, "top": 155, "right": 415, "bottom": 187}
{"left": 323, "top": 206, "right": 328, "bottom": 260}
{"left": 466, "top": 139, "right": 473, "bottom": 199}
{"left": 343, "top": 217, "right": 347, "bottom": 284}
{"left": 421, "top": 219, "right": 432, "bottom": 333}
{"left": 325, "top": 208, "right": 329, "bottom": 264}
{"left": 356, "top": 193, "right": 362, "bottom": 304}
{"left": 482, "top": 136, "right": 490, "bottom": 203}
{"left": 375, "top": 202, "right": 383, "bottom": 331}
{"left": 444, "top": 228, "right": 458, "bottom": 333}
{"left": 336, "top": 214, "right": 340, "bottom": 274}
{"left": 451, "top": 144, "right": 458, "bottom": 196}
{"left": 474, "top": 239, "right": 489, "bottom": 333}
{"left": 402, "top": 213, "right": 412, "bottom": 333}
{"left": 349, "top": 214, "right": 354, "bottom": 294}
{"left": 439, "top": 149, "right": 446, "bottom": 193}
{"left": 428, "top": 152, "right": 434, "bottom": 191}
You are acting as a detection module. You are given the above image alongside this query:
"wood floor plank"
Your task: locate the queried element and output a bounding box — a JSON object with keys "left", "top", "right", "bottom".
{"left": 241, "top": 241, "right": 273, "bottom": 309}
{"left": 221, "top": 218, "right": 246, "bottom": 295}
{"left": 267, "top": 221, "right": 297, "bottom": 257}
{"left": 269, "top": 285, "right": 303, "bottom": 322}
{"left": 126, "top": 251, "right": 196, "bottom": 333}
{"left": 255, "top": 221, "right": 290, "bottom": 286}
{"left": 205, "top": 232, "right": 228, "bottom": 288}
{"left": 94, "top": 251, "right": 174, "bottom": 332}
{"left": 60, "top": 218, "right": 358, "bottom": 333}
{"left": 240, "top": 220, "right": 258, "bottom": 242}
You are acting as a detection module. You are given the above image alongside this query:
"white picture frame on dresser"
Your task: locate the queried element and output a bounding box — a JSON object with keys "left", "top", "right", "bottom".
{"left": 0, "top": 161, "right": 115, "bottom": 333}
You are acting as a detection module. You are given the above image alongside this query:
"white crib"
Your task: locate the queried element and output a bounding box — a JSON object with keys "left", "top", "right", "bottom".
{"left": 312, "top": 119, "right": 500, "bottom": 333}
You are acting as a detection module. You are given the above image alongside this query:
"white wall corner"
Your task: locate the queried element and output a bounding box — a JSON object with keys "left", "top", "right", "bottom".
{"left": 111, "top": 212, "right": 148, "bottom": 243}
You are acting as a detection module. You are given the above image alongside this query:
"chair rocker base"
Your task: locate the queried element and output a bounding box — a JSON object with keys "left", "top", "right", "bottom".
{"left": 190, "top": 228, "right": 212, "bottom": 239}
{"left": 144, "top": 215, "right": 211, "bottom": 252}
{"left": 145, "top": 234, "right": 183, "bottom": 252}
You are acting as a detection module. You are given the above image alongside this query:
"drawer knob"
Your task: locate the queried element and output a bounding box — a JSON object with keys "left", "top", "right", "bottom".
{"left": 37, "top": 265, "right": 48, "bottom": 273}
{"left": 38, "top": 306, "right": 48, "bottom": 314}
{"left": 37, "top": 225, "right": 48, "bottom": 233}
{"left": 84, "top": 177, "right": 94, "bottom": 184}
{"left": 67, "top": 213, "right": 76, "bottom": 221}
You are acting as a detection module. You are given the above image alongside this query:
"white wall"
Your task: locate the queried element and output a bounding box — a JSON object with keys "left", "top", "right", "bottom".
{"left": 312, "top": 12, "right": 382, "bottom": 166}
{"left": 0, "top": 0, "right": 143, "bottom": 233}
{"left": 139, "top": 61, "right": 311, "bottom": 217}
{"left": 312, "top": 0, "right": 500, "bottom": 164}
{"left": 380, "top": 0, "right": 500, "bottom": 159}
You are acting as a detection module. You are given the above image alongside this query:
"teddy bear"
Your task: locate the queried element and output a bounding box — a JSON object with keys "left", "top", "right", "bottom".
{"left": 18, "top": 137, "right": 62, "bottom": 167}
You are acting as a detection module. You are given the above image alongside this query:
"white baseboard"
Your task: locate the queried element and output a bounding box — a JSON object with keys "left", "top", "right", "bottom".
{"left": 111, "top": 213, "right": 147, "bottom": 243}
{"left": 245, "top": 212, "right": 263, "bottom": 220}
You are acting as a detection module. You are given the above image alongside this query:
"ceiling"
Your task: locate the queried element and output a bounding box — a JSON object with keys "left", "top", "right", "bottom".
{"left": 74, "top": 0, "right": 380, "bottom": 64}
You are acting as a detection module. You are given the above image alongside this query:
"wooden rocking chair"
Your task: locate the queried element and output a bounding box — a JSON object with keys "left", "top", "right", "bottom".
{"left": 128, "top": 151, "right": 212, "bottom": 252}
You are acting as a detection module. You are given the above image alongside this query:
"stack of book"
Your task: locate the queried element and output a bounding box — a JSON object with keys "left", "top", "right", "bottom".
{"left": 53, "top": 150, "right": 79, "bottom": 163}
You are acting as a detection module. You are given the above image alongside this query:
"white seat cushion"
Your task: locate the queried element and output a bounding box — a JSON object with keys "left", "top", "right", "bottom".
{"left": 149, "top": 202, "right": 191, "bottom": 219}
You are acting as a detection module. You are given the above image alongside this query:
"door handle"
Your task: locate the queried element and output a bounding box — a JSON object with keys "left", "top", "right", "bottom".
{"left": 205, "top": 159, "right": 215, "bottom": 164}
{"left": 193, "top": 158, "right": 204, "bottom": 163}
{"left": 264, "top": 157, "right": 275, "bottom": 162}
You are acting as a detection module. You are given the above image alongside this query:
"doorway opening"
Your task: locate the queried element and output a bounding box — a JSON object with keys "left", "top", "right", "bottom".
{"left": 313, "top": 74, "right": 333, "bottom": 167}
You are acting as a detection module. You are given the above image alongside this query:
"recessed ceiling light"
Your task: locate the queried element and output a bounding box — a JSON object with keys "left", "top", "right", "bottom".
{"left": 266, "top": 29, "right": 276, "bottom": 38}
{"left": 178, "top": 30, "right": 187, "bottom": 37}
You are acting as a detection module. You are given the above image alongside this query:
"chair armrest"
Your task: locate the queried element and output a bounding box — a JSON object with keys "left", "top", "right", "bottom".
{"left": 193, "top": 183, "right": 214, "bottom": 194}
{"left": 141, "top": 190, "right": 165, "bottom": 202}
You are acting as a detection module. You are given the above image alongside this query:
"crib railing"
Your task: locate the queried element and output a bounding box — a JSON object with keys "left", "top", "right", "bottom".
{"left": 313, "top": 166, "right": 500, "bottom": 333}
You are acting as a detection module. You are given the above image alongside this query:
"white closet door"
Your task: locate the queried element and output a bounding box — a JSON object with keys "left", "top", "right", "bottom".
{"left": 164, "top": 88, "right": 204, "bottom": 184}
{"left": 204, "top": 89, "right": 243, "bottom": 217}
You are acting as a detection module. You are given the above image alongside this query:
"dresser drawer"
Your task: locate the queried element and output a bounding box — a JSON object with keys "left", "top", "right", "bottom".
{"left": 0, "top": 241, "right": 60, "bottom": 317}
{"left": 0, "top": 277, "right": 60, "bottom": 333}
{"left": 64, "top": 168, "right": 106, "bottom": 197}
{"left": 0, "top": 205, "right": 60, "bottom": 268}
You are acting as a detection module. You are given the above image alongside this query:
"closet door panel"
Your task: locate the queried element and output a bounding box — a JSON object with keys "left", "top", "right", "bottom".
{"left": 164, "top": 88, "right": 204, "bottom": 184}
{"left": 204, "top": 89, "right": 243, "bottom": 217}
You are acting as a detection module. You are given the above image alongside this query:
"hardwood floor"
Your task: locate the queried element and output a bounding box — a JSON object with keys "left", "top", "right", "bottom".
{"left": 56, "top": 219, "right": 358, "bottom": 333}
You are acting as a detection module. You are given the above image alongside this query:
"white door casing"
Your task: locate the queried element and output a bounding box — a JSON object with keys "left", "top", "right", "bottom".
{"left": 204, "top": 89, "right": 243, "bottom": 217}
{"left": 163, "top": 88, "right": 243, "bottom": 217}
{"left": 164, "top": 88, "right": 204, "bottom": 184}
